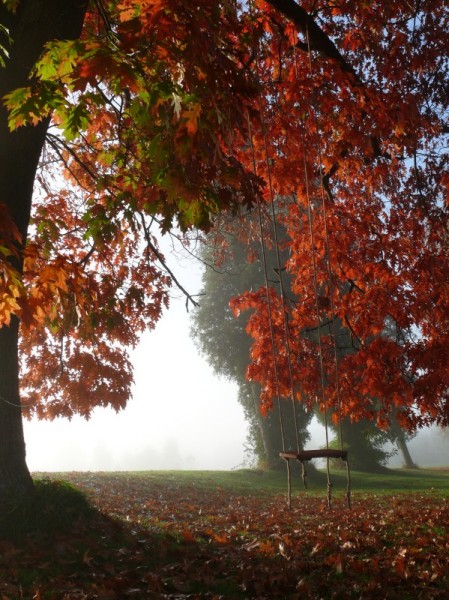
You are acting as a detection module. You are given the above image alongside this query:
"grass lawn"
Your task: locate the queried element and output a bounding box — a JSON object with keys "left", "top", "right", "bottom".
{"left": 0, "top": 467, "right": 448, "bottom": 599}
{"left": 117, "top": 465, "right": 449, "bottom": 496}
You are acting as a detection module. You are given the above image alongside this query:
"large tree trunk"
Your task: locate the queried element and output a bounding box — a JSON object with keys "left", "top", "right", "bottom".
{"left": 0, "top": 0, "right": 88, "bottom": 498}
{"left": 0, "top": 317, "right": 33, "bottom": 496}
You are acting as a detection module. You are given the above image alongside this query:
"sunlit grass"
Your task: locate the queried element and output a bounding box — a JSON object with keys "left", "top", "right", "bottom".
{"left": 57, "top": 465, "right": 449, "bottom": 498}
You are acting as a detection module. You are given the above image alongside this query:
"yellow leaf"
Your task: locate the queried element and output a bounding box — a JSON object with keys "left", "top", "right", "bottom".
{"left": 34, "top": 305, "right": 47, "bottom": 324}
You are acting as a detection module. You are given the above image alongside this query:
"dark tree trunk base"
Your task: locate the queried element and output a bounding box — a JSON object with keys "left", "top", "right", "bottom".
{"left": 0, "top": 0, "right": 89, "bottom": 500}
{"left": 0, "top": 319, "right": 34, "bottom": 499}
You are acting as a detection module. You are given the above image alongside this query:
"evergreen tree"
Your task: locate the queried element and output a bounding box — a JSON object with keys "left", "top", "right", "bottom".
{"left": 191, "top": 228, "right": 311, "bottom": 469}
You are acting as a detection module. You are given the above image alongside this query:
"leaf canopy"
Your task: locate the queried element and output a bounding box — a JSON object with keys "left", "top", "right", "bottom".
{"left": 0, "top": 0, "right": 447, "bottom": 427}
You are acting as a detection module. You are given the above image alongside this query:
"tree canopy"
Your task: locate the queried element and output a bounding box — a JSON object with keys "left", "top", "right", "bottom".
{"left": 0, "top": 0, "right": 448, "bottom": 495}
{"left": 1, "top": 0, "right": 261, "bottom": 420}
{"left": 228, "top": 0, "right": 449, "bottom": 431}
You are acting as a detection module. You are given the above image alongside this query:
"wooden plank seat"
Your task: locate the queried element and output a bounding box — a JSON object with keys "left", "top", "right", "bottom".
{"left": 280, "top": 449, "right": 348, "bottom": 461}
{"left": 279, "top": 448, "right": 351, "bottom": 509}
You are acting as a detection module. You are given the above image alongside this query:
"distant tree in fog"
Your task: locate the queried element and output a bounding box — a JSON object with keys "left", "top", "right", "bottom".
{"left": 190, "top": 228, "right": 311, "bottom": 469}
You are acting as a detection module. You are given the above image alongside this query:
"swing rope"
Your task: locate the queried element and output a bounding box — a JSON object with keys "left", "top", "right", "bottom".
{"left": 246, "top": 113, "right": 287, "bottom": 455}
{"left": 259, "top": 105, "right": 301, "bottom": 456}
{"left": 303, "top": 24, "right": 351, "bottom": 507}
{"left": 248, "top": 95, "right": 304, "bottom": 507}
{"left": 278, "top": 20, "right": 351, "bottom": 508}
{"left": 246, "top": 11, "right": 351, "bottom": 509}
{"left": 300, "top": 123, "right": 333, "bottom": 506}
{"left": 245, "top": 3, "right": 303, "bottom": 506}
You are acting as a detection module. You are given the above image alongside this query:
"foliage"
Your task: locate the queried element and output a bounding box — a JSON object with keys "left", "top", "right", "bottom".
{"left": 227, "top": 0, "right": 449, "bottom": 431}
{"left": 1, "top": 470, "right": 449, "bottom": 598}
{"left": 0, "top": 0, "right": 448, "bottom": 430}
{"left": 0, "top": 0, "right": 261, "bottom": 419}
{"left": 328, "top": 419, "right": 393, "bottom": 472}
{"left": 192, "top": 223, "right": 402, "bottom": 471}
{"left": 190, "top": 227, "right": 257, "bottom": 383}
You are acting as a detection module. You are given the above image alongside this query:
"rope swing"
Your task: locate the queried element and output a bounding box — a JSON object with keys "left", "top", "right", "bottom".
{"left": 247, "top": 22, "right": 351, "bottom": 510}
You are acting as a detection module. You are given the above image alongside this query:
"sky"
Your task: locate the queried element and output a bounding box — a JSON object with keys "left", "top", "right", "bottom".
{"left": 24, "top": 240, "right": 251, "bottom": 472}
{"left": 22, "top": 235, "right": 449, "bottom": 473}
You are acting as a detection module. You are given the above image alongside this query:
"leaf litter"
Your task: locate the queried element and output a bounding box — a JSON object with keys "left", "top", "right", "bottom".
{"left": 0, "top": 472, "right": 448, "bottom": 598}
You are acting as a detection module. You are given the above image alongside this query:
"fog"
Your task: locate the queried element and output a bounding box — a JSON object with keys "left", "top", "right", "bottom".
{"left": 388, "top": 427, "right": 449, "bottom": 469}
{"left": 22, "top": 243, "right": 449, "bottom": 473}
{"left": 24, "top": 291, "right": 250, "bottom": 472}
{"left": 23, "top": 241, "right": 326, "bottom": 473}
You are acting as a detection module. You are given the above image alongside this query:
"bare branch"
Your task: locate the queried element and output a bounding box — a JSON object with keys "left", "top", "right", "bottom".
{"left": 139, "top": 213, "right": 199, "bottom": 311}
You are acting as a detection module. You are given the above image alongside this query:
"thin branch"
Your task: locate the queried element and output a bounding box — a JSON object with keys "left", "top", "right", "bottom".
{"left": 139, "top": 213, "right": 199, "bottom": 311}
{"left": 46, "top": 133, "right": 98, "bottom": 183}
{"left": 344, "top": 315, "right": 364, "bottom": 349}
{"left": 77, "top": 243, "right": 96, "bottom": 266}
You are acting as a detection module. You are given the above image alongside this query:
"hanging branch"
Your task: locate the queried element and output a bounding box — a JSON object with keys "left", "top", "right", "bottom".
{"left": 138, "top": 213, "right": 199, "bottom": 311}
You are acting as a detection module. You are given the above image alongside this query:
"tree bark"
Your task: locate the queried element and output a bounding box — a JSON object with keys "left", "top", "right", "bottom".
{"left": 0, "top": 316, "right": 33, "bottom": 496}
{"left": 396, "top": 431, "right": 418, "bottom": 469}
{"left": 0, "top": 0, "right": 88, "bottom": 498}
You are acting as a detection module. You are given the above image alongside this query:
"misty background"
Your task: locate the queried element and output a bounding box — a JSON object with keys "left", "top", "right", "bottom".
{"left": 23, "top": 243, "right": 449, "bottom": 472}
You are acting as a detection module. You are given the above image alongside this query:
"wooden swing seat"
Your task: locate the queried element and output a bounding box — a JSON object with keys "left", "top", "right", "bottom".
{"left": 280, "top": 449, "right": 351, "bottom": 509}
{"left": 280, "top": 449, "right": 348, "bottom": 462}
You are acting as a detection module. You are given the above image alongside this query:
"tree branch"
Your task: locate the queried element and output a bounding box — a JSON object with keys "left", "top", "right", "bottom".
{"left": 265, "top": 0, "right": 362, "bottom": 85}
{"left": 139, "top": 213, "right": 199, "bottom": 311}
{"left": 344, "top": 315, "right": 364, "bottom": 349}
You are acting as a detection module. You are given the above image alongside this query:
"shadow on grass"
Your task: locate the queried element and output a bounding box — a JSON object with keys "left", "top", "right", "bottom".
{"left": 0, "top": 478, "right": 246, "bottom": 598}
{"left": 0, "top": 479, "right": 150, "bottom": 598}
{"left": 0, "top": 478, "right": 97, "bottom": 541}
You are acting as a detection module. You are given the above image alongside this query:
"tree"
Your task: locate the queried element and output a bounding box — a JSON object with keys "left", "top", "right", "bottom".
{"left": 0, "top": 0, "right": 89, "bottom": 496}
{"left": 0, "top": 0, "right": 447, "bottom": 496}
{"left": 0, "top": 0, "right": 261, "bottom": 496}
{"left": 229, "top": 0, "right": 449, "bottom": 434}
{"left": 190, "top": 223, "right": 312, "bottom": 469}
{"left": 192, "top": 219, "right": 411, "bottom": 472}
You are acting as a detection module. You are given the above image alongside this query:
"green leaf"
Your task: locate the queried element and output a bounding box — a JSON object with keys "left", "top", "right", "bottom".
{"left": 4, "top": 82, "right": 69, "bottom": 131}
{"left": 0, "top": 244, "right": 13, "bottom": 257}
{"left": 34, "top": 39, "right": 83, "bottom": 82}
{"left": 57, "top": 102, "right": 90, "bottom": 141}
{"left": 0, "top": 23, "right": 11, "bottom": 68}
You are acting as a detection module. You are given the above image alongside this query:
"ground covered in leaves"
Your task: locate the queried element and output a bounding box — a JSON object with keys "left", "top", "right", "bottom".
{"left": 1, "top": 470, "right": 449, "bottom": 599}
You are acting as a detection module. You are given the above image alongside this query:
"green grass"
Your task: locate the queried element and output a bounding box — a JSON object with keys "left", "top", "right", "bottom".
{"left": 0, "top": 477, "right": 96, "bottom": 541}
{"left": 347, "top": 467, "right": 449, "bottom": 494}
{"left": 86, "top": 465, "right": 449, "bottom": 496}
